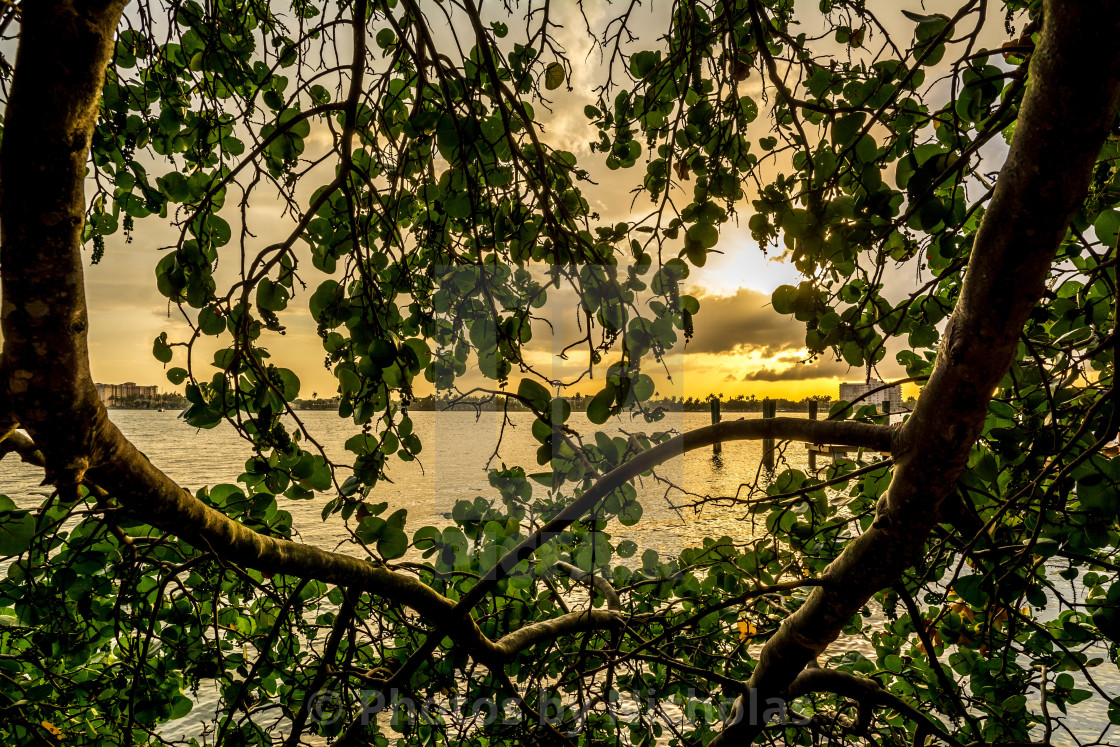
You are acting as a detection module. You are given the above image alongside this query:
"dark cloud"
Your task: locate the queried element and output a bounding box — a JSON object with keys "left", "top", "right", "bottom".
{"left": 741, "top": 355, "right": 855, "bottom": 382}
{"left": 684, "top": 287, "right": 806, "bottom": 356}
{"left": 683, "top": 287, "right": 913, "bottom": 383}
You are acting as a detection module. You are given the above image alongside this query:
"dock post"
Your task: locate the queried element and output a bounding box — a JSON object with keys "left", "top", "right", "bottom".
{"left": 711, "top": 397, "right": 722, "bottom": 455}
{"left": 808, "top": 400, "right": 818, "bottom": 471}
{"left": 762, "top": 398, "right": 775, "bottom": 472}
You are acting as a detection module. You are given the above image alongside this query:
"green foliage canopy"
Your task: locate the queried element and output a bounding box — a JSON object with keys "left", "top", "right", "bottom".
{"left": 1, "top": 0, "right": 1119, "bottom": 745}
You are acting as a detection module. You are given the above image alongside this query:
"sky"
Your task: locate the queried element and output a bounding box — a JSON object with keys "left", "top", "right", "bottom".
{"left": 67, "top": 0, "right": 1013, "bottom": 403}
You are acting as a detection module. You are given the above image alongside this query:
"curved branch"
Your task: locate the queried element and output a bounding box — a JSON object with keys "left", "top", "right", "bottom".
{"left": 0, "top": 0, "right": 531, "bottom": 675}
{"left": 553, "top": 560, "right": 621, "bottom": 611}
{"left": 493, "top": 609, "right": 625, "bottom": 660}
{"left": 473, "top": 415, "right": 892, "bottom": 595}
{"left": 787, "top": 667, "right": 964, "bottom": 747}
{"left": 385, "top": 416, "right": 893, "bottom": 687}
{"left": 86, "top": 421, "right": 502, "bottom": 658}
{"left": 89, "top": 417, "right": 877, "bottom": 674}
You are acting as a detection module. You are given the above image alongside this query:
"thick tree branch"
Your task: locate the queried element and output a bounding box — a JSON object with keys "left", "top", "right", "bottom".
{"left": 493, "top": 609, "right": 625, "bottom": 660}
{"left": 787, "top": 667, "right": 964, "bottom": 747}
{"left": 0, "top": 428, "right": 44, "bottom": 467}
{"left": 0, "top": 0, "right": 496, "bottom": 675}
{"left": 779, "top": 667, "right": 963, "bottom": 747}
{"left": 87, "top": 423, "right": 504, "bottom": 656}
{"left": 712, "top": 3, "right": 1120, "bottom": 742}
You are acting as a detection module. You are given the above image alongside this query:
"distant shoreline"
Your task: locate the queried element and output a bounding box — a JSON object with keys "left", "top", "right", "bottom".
{"left": 107, "top": 397, "right": 916, "bottom": 414}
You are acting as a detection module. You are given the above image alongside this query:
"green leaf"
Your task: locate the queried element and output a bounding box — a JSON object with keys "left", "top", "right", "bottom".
{"left": 532, "top": 417, "right": 552, "bottom": 443}
{"left": 687, "top": 222, "right": 718, "bottom": 249}
{"left": 771, "top": 285, "right": 798, "bottom": 315}
{"left": 197, "top": 306, "right": 226, "bottom": 335}
{"left": 368, "top": 339, "right": 396, "bottom": 367}
{"left": 309, "top": 280, "right": 339, "bottom": 322}
{"left": 544, "top": 62, "right": 566, "bottom": 90}
{"left": 528, "top": 472, "right": 554, "bottom": 486}
{"left": 587, "top": 384, "right": 617, "bottom": 424}
{"left": 378, "top": 508, "right": 408, "bottom": 559}
{"left": 169, "top": 695, "right": 193, "bottom": 720}
{"left": 953, "top": 575, "right": 989, "bottom": 607}
{"left": 1094, "top": 209, "right": 1120, "bottom": 247}
{"left": 517, "top": 378, "right": 552, "bottom": 412}
{"left": 256, "top": 279, "right": 289, "bottom": 312}
{"left": 832, "top": 112, "right": 866, "bottom": 146}
{"left": 0, "top": 511, "right": 35, "bottom": 556}
{"left": 629, "top": 50, "right": 660, "bottom": 79}
{"left": 632, "top": 373, "right": 655, "bottom": 402}
{"left": 618, "top": 499, "right": 643, "bottom": 526}
{"left": 276, "top": 368, "right": 300, "bottom": 401}
{"left": 153, "top": 332, "right": 173, "bottom": 363}
{"left": 413, "top": 526, "right": 441, "bottom": 550}
{"left": 841, "top": 341, "right": 863, "bottom": 367}
{"left": 375, "top": 28, "right": 395, "bottom": 49}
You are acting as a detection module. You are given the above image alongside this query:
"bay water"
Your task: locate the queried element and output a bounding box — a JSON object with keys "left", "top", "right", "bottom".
{"left": 1, "top": 410, "right": 1114, "bottom": 742}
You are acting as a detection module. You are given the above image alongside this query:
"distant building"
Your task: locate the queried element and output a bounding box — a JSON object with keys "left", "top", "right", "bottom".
{"left": 839, "top": 377, "right": 902, "bottom": 411}
{"left": 95, "top": 382, "right": 159, "bottom": 406}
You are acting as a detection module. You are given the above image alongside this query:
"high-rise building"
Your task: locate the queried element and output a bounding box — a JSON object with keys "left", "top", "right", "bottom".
{"left": 838, "top": 377, "right": 902, "bottom": 410}
{"left": 95, "top": 382, "right": 159, "bottom": 406}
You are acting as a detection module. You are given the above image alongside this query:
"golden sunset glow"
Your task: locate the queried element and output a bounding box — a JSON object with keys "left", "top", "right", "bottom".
{"left": 66, "top": 0, "right": 922, "bottom": 404}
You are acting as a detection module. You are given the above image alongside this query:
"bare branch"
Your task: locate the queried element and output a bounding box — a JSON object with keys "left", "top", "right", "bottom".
{"left": 553, "top": 560, "right": 621, "bottom": 611}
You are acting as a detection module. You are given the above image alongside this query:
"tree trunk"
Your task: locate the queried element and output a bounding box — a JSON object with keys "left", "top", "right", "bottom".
{"left": 711, "top": 1, "right": 1120, "bottom": 742}
{"left": 0, "top": 0, "right": 127, "bottom": 486}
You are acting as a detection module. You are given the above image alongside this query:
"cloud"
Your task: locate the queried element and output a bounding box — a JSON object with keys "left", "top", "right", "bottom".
{"left": 680, "top": 287, "right": 917, "bottom": 385}
{"left": 684, "top": 287, "right": 806, "bottom": 356}
{"left": 741, "top": 354, "right": 854, "bottom": 382}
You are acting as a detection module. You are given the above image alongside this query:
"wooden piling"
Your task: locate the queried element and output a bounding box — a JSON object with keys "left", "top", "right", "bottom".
{"left": 808, "top": 400, "right": 818, "bottom": 471}
{"left": 762, "top": 398, "right": 775, "bottom": 472}
{"left": 711, "top": 397, "right": 722, "bottom": 455}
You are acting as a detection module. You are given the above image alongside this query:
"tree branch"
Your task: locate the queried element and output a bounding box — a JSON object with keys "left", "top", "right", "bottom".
{"left": 493, "top": 609, "right": 625, "bottom": 660}
{"left": 553, "top": 561, "right": 621, "bottom": 611}
{"left": 0, "top": 428, "right": 44, "bottom": 467}
{"left": 0, "top": 0, "right": 128, "bottom": 488}
{"left": 787, "top": 667, "right": 964, "bottom": 747}
{"left": 384, "top": 416, "right": 893, "bottom": 687}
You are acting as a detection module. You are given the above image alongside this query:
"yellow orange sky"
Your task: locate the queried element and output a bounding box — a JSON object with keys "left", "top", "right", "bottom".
{"left": 51, "top": 1, "right": 999, "bottom": 403}
{"left": 79, "top": 216, "right": 909, "bottom": 402}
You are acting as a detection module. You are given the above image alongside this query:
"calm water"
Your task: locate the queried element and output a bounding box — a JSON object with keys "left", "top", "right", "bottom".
{"left": 1, "top": 410, "right": 1115, "bottom": 743}
{"left": 1, "top": 409, "right": 810, "bottom": 560}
